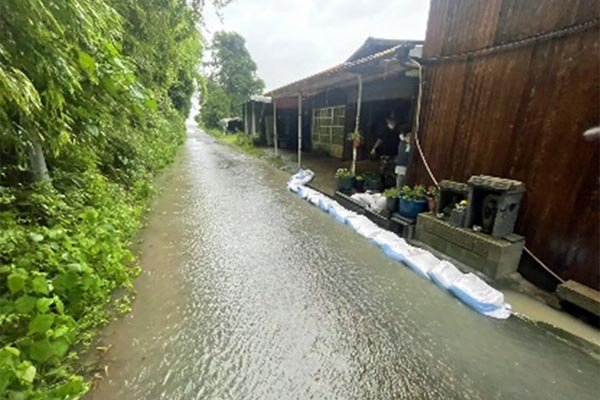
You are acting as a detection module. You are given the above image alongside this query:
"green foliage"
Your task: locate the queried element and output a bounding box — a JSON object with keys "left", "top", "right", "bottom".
{"left": 208, "top": 31, "right": 265, "bottom": 112}
{"left": 199, "top": 80, "right": 233, "bottom": 129}
{"left": 400, "top": 185, "right": 428, "bottom": 201}
{"left": 383, "top": 188, "right": 400, "bottom": 199}
{"left": 335, "top": 168, "right": 354, "bottom": 179}
{"left": 0, "top": 0, "right": 203, "bottom": 397}
{"left": 199, "top": 31, "right": 265, "bottom": 128}
{"left": 347, "top": 130, "right": 363, "bottom": 143}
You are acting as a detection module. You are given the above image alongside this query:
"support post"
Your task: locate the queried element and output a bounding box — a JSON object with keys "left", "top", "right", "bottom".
{"left": 297, "top": 93, "right": 302, "bottom": 169}
{"left": 273, "top": 99, "right": 278, "bottom": 156}
{"left": 351, "top": 75, "right": 363, "bottom": 175}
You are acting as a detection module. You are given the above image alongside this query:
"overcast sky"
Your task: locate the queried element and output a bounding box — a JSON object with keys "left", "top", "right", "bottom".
{"left": 203, "top": 0, "right": 430, "bottom": 91}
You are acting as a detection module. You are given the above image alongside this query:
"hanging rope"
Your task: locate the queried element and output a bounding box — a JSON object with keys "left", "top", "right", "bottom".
{"left": 409, "top": 57, "right": 438, "bottom": 187}
{"left": 351, "top": 74, "right": 363, "bottom": 175}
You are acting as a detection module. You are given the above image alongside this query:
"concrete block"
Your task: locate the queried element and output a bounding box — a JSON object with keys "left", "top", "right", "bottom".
{"left": 415, "top": 213, "right": 524, "bottom": 280}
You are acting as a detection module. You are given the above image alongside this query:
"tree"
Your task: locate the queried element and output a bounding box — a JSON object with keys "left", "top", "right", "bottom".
{"left": 200, "top": 79, "right": 232, "bottom": 129}
{"left": 207, "top": 31, "right": 264, "bottom": 116}
{"left": 0, "top": 1, "right": 206, "bottom": 397}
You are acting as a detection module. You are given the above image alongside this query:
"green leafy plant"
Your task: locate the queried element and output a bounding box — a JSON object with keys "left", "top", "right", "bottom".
{"left": 347, "top": 130, "right": 363, "bottom": 143}
{"left": 355, "top": 175, "right": 364, "bottom": 182}
{"left": 400, "top": 185, "right": 428, "bottom": 200}
{"left": 0, "top": 0, "right": 205, "bottom": 397}
{"left": 383, "top": 188, "right": 400, "bottom": 199}
{"left": 335, "top": 168, "right": 354, "bottom": 179}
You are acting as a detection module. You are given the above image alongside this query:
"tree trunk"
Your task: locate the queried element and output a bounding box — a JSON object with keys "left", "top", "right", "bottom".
{"left": 28, "top": 137, "right": 49, "bottom": 183}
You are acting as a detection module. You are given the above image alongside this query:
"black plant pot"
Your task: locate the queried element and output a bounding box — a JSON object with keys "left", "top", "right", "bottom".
{"left": 386, "top": 197, "right": 398, "bottom": 212}
{"left": 364, "top": 179, "right": 383, "bottom": 192}
{"left": 337, "top": 177, "right": 355, "bottom": 192}
{"left": 354, "top": 180, "right": 364, "bottom": 192}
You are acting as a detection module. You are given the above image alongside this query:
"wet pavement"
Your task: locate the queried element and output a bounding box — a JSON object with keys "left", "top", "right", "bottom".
{"left": 89, "top": 121, "right": 600, "bottom": 400}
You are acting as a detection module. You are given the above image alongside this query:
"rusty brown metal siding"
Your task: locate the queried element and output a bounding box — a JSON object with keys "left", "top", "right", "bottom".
{"left": 413, "top": 0, "right": 600, "bottom": 288}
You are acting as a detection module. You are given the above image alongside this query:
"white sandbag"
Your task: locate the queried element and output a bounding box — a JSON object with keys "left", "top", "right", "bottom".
{"left": 356, "top": 222, "right": 384, "bottom": 240}
{"left": 350, "top": 192, "right": 386, "bottom": 213}
{"left": 345, "top": 214, "right": 381, "bottom": 238}
{"left": 287, "top": 181, "right": 300, "bottom": 193}
{"left": 290, "top": 169, "right": 315, "bottom": 185}
{"left": 381, "top": 239, "right": 413, "bottom": 262}
{"left": 369, "top": 194, "right": 387, "bottom": 214}
{"left": 427, "top": 261, "right": 464, "bottom": 290}
{"left": 346, "top": 215, "right": 371, "bottom": 231}
{"left": 318, "top": 196, "right": 335, "bottom": 212}
{"left": 371, "top": 231, "right": 404, "bottom": 249}
{"left": 296, "top": 186, "right": 312, "bottom": 199}
{"left": 350, "top": 192, "right": 371, "bottom": 208}
{"left": 449, "top": 273, "right": 511, "bottom": 319}
{"left": 403, "top": 250, "right": 440, "bottom": 278}
{"left": 287, "top": 169, "right": 315, "bottom": 193}
{"left": 328, "top": 203, "right": 357, "bottom": 223}
{"left": 307, "top": 191, "right": 324, "bottom": 206}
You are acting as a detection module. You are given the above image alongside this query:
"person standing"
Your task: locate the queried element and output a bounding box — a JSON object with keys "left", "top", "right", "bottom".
{"left": 394, "top": 131, "right": 411, "bottom": 189}
{"left": 369, "top": 112, "right": 400, "bottom": 159}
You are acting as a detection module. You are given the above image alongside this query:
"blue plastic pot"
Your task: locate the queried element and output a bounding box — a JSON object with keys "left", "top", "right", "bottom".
{"left": 399, "top": 197, "right": 428, "bottom": 219}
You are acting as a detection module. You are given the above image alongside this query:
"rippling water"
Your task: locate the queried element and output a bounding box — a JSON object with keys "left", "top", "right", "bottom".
{"left": 89, "top": 126, "right": 600, "bottom": 400}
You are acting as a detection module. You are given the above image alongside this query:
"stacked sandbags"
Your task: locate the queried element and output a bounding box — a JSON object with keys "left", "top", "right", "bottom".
{"left": 286, "top": 171, "right": 512, "bottom": 320}
{"left": 449, "top": 273, "right": 512, "bottom": 319}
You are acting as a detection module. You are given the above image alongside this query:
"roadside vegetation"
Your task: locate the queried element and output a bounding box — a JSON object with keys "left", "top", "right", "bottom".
{"left": 0, "top": 1, "right": 209, "bottom": 397}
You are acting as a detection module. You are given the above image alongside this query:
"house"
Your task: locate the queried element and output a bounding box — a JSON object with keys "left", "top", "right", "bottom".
{"left": 260, "top": 38, "right": 423, "bottom": 166}
{"left": 410, "top": 0, "right": 599, "bottom": 292}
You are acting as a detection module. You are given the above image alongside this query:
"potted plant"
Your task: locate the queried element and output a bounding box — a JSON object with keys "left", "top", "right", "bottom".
{"left": 383, "top": 187, "right": 400, "bottom": 212}
{"left": 354, "top": 175, "right": 365, "bottom": 192}
{"left": 363, "top": 172, "right": 383, "bottom": 192}
{"left": 398, "top": 184, "right": 429, "bottom": 219}
{"left": 335, "top": 168, "right": 355, "bottom": 191}
{"left": 426, "top": 185, "right": 439, "bottom": 213}
{"left": 347, "top": 130, "right": 363, "bottom": 148}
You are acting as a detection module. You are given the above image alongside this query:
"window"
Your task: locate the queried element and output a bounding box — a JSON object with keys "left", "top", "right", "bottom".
{"left": 312, "top": 106, "right": 346, "bottom": 157}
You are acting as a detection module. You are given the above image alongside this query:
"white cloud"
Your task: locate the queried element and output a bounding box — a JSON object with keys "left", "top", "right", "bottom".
{"left": 203, "top": 0, "right": 430, "bottom": 91}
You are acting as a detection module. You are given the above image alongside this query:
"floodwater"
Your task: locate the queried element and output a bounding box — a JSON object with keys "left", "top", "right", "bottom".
{"left": 89, "top": 121, "right": 600, "bottom": 400}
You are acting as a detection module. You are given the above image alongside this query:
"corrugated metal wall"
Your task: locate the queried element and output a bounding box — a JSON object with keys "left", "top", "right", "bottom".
{"left": 412, "top": 0, "right": 600, "bottom": 289}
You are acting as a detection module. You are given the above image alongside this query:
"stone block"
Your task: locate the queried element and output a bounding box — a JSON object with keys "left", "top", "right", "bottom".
{"left": 415, "top": 213, "right": 524, "bottom": 280}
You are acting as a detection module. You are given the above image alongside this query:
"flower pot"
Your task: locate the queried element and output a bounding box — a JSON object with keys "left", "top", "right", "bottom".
{"left": 354, "top": 179, "right": 364, "bottom": 192}
{"left": 428, "top": 197, "right": 437, "bottom": 213}
{"left": 399, "top": 197, "right": 428, "bottom": 219}
{"left": 353, "top": 140, "right": 362, "bottom": 148}
{"left": 364, "top": 175, "right": 383, "bottom": 192}
{"left": 386, "top": 197, "right": 398, "bottom": 212}
{"left": 337, "top": 176, "right": 355, "bottom": 191}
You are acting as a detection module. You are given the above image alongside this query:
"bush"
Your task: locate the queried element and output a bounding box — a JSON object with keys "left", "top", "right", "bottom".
{"left": 0, "top": 0, "right": 201, "bottom": 397}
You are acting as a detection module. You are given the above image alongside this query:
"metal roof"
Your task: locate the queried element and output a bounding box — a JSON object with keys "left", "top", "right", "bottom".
{"left": 266, "top": 41, "right": 421, "bottom": 98}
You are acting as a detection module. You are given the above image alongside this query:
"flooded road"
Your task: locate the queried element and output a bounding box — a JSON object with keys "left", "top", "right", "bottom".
{"left": 90, "top": 123, "right": 600, "bottom": 400}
